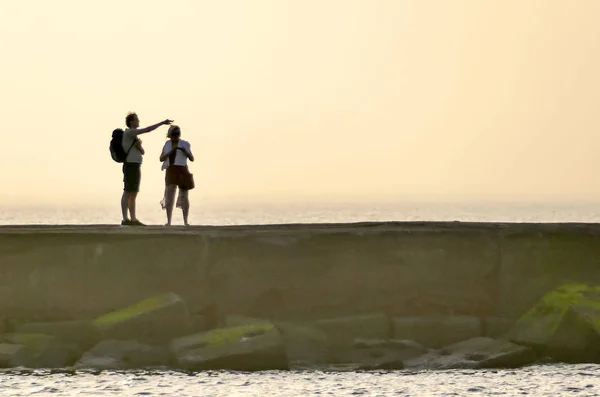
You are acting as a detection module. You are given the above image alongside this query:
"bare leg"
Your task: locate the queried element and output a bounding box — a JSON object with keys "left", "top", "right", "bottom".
{"left": 180, "top": 189, "right": 190, "bottom": 226}
{"left": 127, "top": 192, "right": 138, "bottom": 221}
{"left": 164, "top": 185, "right": 177, "bottom": 225}
{"left": 121, "top": 192, "right": 128, "bottom": 222}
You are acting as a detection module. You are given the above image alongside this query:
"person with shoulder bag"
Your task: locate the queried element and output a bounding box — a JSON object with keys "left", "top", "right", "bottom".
{"left": 159, "top": 125, "right": 195, "bottom": 226}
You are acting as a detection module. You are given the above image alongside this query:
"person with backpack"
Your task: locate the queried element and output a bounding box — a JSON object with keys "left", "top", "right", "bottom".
{"left": 110, "top": 112, "right": 173, "bottom": 226}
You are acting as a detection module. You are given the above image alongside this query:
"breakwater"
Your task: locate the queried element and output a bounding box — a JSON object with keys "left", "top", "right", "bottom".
{"left": 1, "top": 221, "right": 599, "bottom": 328}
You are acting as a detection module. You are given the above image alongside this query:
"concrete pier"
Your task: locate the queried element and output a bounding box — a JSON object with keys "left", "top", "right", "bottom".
{"left": 1, "top": 222, "right": 599, "bottom": 328}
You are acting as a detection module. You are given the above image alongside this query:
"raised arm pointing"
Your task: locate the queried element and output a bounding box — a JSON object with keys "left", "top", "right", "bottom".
{"left": 128, "top": 119, "right": 173, "bottom": 137}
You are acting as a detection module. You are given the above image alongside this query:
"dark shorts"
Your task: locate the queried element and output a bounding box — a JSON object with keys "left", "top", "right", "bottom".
{"left": 165, "top": 165, "right": 194, "bottom": 190}
{"left": 123, "top": 163, "right": 141, "bottom": 193}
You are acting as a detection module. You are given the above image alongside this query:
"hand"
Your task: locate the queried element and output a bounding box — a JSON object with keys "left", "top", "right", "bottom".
{"left": 163, "top": 119, "right": 174, "bottom": 125}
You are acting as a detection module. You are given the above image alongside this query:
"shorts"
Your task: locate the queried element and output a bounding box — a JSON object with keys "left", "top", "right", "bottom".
{"left": 123, "top": 162, "right": 141, "bottom": 193}
{"left": 165, "top": 165, "right": 194, "bottom": 190}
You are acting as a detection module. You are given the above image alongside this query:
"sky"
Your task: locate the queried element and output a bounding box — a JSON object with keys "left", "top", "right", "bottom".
{"left": 1, "top": 0, "right": 600, "bottom": 208}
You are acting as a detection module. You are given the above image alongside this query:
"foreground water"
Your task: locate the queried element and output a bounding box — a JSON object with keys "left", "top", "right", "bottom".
{"left": 0, "top": 364, "right": 598, "bottom": 396}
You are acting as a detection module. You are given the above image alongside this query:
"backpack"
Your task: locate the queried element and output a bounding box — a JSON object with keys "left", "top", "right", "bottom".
{"left": 109, "top": 129, "right": 136, "bottom": 163}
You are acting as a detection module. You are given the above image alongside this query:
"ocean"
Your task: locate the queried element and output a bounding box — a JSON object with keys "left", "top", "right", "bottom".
{"left": 1, "top": 201, "right": 599, "bottom": 396}
{"left": 2, "top": 201, "right": 600, "bottom": 226}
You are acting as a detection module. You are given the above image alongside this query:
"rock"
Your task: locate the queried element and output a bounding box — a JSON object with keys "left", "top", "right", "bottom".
{"left": 442, "top": 337, "right": 537, "bottom": 368}
{"left": 3, "top": 333, "right": 56, "bottom": 348}
{"left": 506, "top": 283, "right": 600, "bottom": 362}
{"left": 315, "top": 313, "right": 391, "bottom": 365}
{"left": 16, "top": 320, "right": 101, "bottom": 351}
{"left": 405, "top": 337, "right": 537, "bottom": 369}
{"left": 189, "top": 314, "right": 210, "bottom": 334}
{"left": 1, "top": 334, "right": 80, "bottom": 368}
{"left": 314, "top": 313, "right": 391, "bottom": 344}
{"left": 93, "top": 292, "right": 192, "bottom": 344}
{"left": 354, "top": 338, "right": 429, "bottom": 359}
{"left": 0, "top": 343, "right": 29, "bottom": 368}
{"left": 352, "top": 338, "right": 429, "bottom": 370}
{"left": 393, "top": 315, "right": 482, "bottom": 348}
{"left": 171, "top": 322, "right": 288, "bottom": 371}
{"left": 274, "top": 322, "right": 329, "bottom": 367}
{"left": 356, "top": 358, "right": 404, "bottom": 371}
{"left": 75, "top": 339, "right": 170, "bottom": 369}
{"left": 171, "top": 321, "right": 274, "bottom": 356}
{"left": 220, "top": 317, "right": 326, "bottom": 368}
{"left": 190, "top": 303, "right": 219, "bottom": 332}
{"left": 482, "top": 317, "right": 515, "bottom": 338}
{"left": 224, "top": 315, "right": 271, "bottom": 327}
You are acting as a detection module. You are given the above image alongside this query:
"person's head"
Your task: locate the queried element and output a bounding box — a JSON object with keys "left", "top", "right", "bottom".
{"left": 125, "top": 112, "right": 139, "bottom": 129}
{"left": 167, "top": 125, "right": 181, "bottom": 142}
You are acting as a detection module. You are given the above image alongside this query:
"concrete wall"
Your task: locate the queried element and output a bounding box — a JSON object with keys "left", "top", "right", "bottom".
{"left": 1, "top": 222, "right": 599, "bottom": 327}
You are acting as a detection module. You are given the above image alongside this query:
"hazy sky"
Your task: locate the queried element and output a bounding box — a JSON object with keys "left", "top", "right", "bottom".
{"left": 1, "top": 0, "right": 600, "bottom": 207}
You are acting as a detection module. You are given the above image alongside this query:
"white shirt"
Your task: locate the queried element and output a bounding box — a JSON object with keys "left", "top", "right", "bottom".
{"left": 161, "top": 139, "right": 191, "bottom": 170}
{"left": 122, "top": 129, "right": 143, "bottom": 164}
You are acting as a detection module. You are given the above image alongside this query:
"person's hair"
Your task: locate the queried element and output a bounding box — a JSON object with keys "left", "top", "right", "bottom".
{"left": 125, "top": 112, "right": 138, "bottom": 128}
{"left": 167, "top": 125, "right": 181, "bottom": 137}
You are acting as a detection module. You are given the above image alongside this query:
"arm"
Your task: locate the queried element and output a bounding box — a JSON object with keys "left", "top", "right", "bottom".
{"left": 129, "top": 119, "right": 173, "bottom": 137}
{"left": 159, "top": 145, "right": 177, "bottom": 162}
{"left": 135, "top": 139, "right": 145, "bottom": 155}
{"left": 178, "top": 146, "right": 194, "bottom": 162}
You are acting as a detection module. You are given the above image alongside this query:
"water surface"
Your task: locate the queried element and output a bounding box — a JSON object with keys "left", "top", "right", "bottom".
{"left": 1, "top": 365, "right": 598, "bottom": 397}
